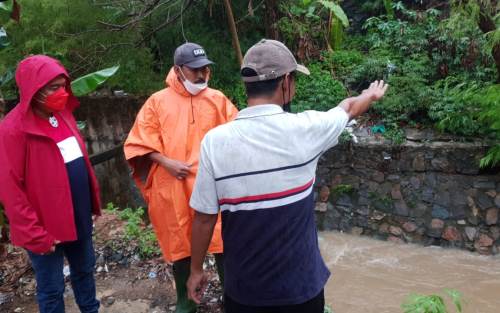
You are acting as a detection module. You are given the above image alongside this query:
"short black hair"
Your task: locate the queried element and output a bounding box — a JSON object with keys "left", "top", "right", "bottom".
{"left": 241, "top": 68, "right": 285, "bottom": 99}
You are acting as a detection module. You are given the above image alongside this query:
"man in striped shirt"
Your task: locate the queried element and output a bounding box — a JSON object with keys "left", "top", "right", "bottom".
{"left": 187, "top": 39, "right": 388, "bottom": 313}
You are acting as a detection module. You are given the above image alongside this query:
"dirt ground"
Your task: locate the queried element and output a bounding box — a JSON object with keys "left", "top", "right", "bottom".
{"left": 0, "top": 212, "right": 223, "bottom": 313}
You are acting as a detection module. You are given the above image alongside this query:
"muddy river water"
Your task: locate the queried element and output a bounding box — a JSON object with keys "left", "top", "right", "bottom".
{"left": 319, "top": 232, "right": 500, "bottom": 313}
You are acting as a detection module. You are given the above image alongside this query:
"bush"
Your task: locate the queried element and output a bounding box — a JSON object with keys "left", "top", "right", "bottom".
{"left": 292, "top": 63, "right": 347, "bottom": 112}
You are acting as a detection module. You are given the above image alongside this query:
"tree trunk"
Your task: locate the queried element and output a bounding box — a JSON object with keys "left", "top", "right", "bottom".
{"left": 222, "top": 0, "right": 243, "bottom": 66}
{"left": 264, "top": 0, "right": 280, "bottom": 40}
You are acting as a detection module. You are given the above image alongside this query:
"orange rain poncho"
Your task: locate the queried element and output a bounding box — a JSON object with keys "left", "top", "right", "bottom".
{"left": 124, "top": 68, "right": 238, "bottom": 262}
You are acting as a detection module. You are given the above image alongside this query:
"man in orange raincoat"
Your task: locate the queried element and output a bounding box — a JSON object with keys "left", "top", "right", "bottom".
{"left": 124, "top": 42, "right": 238, "bottom": 313}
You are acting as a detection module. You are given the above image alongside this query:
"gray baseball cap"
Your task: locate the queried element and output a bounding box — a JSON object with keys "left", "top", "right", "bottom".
{"left": 241, "top": 39, "right": 310, "bottom": 82}
{"left": 174, "top": 42, "right": 214, "bottom": 68}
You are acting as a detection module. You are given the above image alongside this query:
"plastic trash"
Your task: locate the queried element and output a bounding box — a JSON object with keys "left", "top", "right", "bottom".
{"left": 63, "top": 265, "right": 70, "bottom": 277}
{"left": 148, "top": 271, "right": 157, "bottom": 279}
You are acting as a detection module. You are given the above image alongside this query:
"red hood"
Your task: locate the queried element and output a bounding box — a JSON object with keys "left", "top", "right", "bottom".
{"left": 15, "top": 55, "right": 79, "bottom": 115}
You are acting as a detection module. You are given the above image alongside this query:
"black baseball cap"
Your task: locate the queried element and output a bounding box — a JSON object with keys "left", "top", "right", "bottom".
{"left": 174, "top": 42, "right": 214, "bottom": 68}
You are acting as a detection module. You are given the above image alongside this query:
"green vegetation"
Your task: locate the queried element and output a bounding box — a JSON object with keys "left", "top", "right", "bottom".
{"left": 331, "top": 184, "right": 354, "bottom": 197}
{"left": 105, "top": 203, "right": 160, "bottom": 259}
{"left": 0, "top": 0, "right": 498, "bottom": 163}
{"left": 402, "top": 289, "right": 464, "bottom": 313}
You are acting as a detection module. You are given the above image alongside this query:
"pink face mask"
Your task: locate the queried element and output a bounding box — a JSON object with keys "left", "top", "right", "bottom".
{"left": 44, "top": 87, "right": 69, "bottom": 112}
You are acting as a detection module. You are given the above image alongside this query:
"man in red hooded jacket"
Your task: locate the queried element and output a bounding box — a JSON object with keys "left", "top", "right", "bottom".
{"left": 0, "top": 55, "right": 101, "bottom": 313}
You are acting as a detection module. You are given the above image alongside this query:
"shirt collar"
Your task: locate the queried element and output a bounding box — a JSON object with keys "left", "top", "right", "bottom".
{"left": 236, "top": 104, "right": 284, "bottom": 120}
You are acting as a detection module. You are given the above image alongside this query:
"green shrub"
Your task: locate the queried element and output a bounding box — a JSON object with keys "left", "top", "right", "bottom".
{"left": 322, "top": 50, "right": 365, "bottom": 82}
{"left": 428, "top": 77, "right": 486, "bottom": 137}
{"left": 478, "top": 85, "right": 500, "bottom": 167}
{"left": 105, "top": 203, "right": 160, "bottom": 259}
{"left": 292, "top": 63, "right": 347, "bottom": 112}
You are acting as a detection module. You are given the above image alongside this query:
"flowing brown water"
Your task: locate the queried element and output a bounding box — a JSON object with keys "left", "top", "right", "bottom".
{"left": 319, "top": 232, "right": 500, "bottom": 313}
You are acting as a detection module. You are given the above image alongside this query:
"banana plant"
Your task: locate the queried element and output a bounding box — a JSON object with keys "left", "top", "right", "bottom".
{"left": 71, "top": 65, "right": 120, "bottom": 97}
{"left": 318, "top": 0, "right": 349, "bottom": 50}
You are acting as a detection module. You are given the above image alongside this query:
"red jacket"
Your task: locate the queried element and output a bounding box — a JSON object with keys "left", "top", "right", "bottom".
{"left": 0, "top": 55, "right": 101, "bottom": 254}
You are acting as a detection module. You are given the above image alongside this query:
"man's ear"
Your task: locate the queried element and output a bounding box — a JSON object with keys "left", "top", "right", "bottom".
{"left": 174, "top": 66, "right": 184, "bottom": 81}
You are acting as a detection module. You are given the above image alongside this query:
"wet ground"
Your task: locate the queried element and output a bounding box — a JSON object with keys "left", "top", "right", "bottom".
{"left": 2, "top": 214, "right": 500, "bottom": 313}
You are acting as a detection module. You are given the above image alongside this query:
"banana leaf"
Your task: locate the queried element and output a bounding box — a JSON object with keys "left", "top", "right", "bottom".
{"left": 71, "top": 65, "right": 119, "bottom": 97}
{"left": 329, "top": 15, "right": 344, "bottom": 50}
{"left": 319, "top": 0, "right": 349, "bottom": 27}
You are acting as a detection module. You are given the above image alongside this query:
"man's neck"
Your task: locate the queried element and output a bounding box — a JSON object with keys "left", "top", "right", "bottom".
{"left": 247, "top": 96, "right": 283, "bottom": 108}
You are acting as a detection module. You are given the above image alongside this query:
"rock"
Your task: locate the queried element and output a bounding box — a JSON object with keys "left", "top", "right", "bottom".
{"left": 410, "top": 176, "right": 421, "bottom": 189}
{"left": 351, "top": 227, "right": 363, "bottom": 236}
{"left": 389, "top": 226, "right": 403, "bottom": 236}
{"left": 486, "top": 208, "right": 499, "bottom": 225}
{"left": 379, "top": 223, "right": 390, "bottom": 234}
{"left": 371, "top": 211, "right": 386, "bottom": 221}
{"left": 431, "top": 158, "right": 450, "bottom": 171}
{"left": 473, "top": 179, "right": 496, "bottom": 190}
{"left": 356, "top": 206, "right": 369, "bottom": 215}
{"left": 495, "top": 194, "right": 500, "bottom": 208}
{"left": 422, "top": 188, "right": 434, "bottom": 203}
{"left": 431, "top": 205, "right": 450, "bottom": 220}
{"left": 424, "top": 172, "right": 437, "bottom": 188}
{"left": 428, "top": 219, "right": 444, "bottom": 238}
{"left": 476, "top": 192, "right": 494, "bottom": 210}
{"left": 319, "top": 186, "right": 330, "bottom": 202}
{"left": 410, "top": 203, "right": 427, "bottom": 218}
{"left": 336, "top": 195, "right": 353, "bottom": 208}
{"left": 96, "top": 266, "right": 103, "bottom": 273}
{"left": 388, "top": 236, "right": 404, "bottom": 244}
{"left": 391, "top": 184, "right": 402, "bottom": 200}
{"left": 372, "top": 171, "right": 385, "bottom": 183}
{"left": 434, "top": 192, "right": 451, "bottom": 207}
{"left": 402, "top": 221, "right": 417, "bottom": 233}
{"left": 431, "top": 220, "right": 445, "bottom": 230}
{"left": 315, "top": 202, "right": 328, "bottom": 212}
{"left": 377, "top": 182, "right": 392, "bottom": 196}
{"left": 476, "top": 234, "right": 494, "bottom": 247}
{"left": 490, "top": 227, "right": 500, "bottom": 241}
{"left": 358, "top": 196, "right": 370, "bottom": 206}
{"left": 443, "top": 226, "right": 461, "bottom": 242}
{"left": 367, "top": 181, "right": 378, "bottom": 192}
{"left": 387, "top": 175, "right": 400, "bottom": 182}
{"left": 14, "top": 308, "right": 22, "bottom": 313}
{"left": 412, "top": 153, "right": 425, "bottom": 171}
{"left": 394, "top": 200, "right": 409, "bottom": 216}
{"left": 103, "top": 296, "right": 115, "bottom": 306}
{"left": 486, "top": 190, "right": 497, "bottom": 198}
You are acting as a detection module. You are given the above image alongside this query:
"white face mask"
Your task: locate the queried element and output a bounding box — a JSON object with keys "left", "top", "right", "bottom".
{"left": 179, "top": 68, "right": 208, "bottom": 96}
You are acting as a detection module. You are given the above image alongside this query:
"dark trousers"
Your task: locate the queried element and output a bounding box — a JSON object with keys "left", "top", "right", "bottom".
{"left": 225, "top": 289, "right": 325, "bottom": 313}
{"left": 27, "top": 236, "right": 99, "bottom": 313}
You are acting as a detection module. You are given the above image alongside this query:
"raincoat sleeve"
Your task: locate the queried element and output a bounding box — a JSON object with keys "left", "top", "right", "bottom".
{"left": 123, "top": 96, "right": 163, "bottom": 193}
{"left": 0, "top": 129, "right": 56, "bottom": 254}
{"left": 224, "top": 96, "right": 239, "bottom": 121}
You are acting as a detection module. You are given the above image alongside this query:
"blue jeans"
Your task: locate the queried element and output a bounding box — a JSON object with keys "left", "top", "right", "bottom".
{"left": 27, "top": 237, "right": 99, "bottom": 313}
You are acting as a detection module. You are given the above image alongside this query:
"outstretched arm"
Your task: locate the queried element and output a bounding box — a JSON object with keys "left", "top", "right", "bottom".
{"left": 338, "top": 80, "right": 389, "bottom": 119}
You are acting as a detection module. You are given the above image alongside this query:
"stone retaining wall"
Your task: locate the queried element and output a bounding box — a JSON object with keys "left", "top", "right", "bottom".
{"left": 2, "top": 97, "right": 499, "bottom": 254}
{"left": 314, "top": 133, "right": 500, "bottom": 255}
